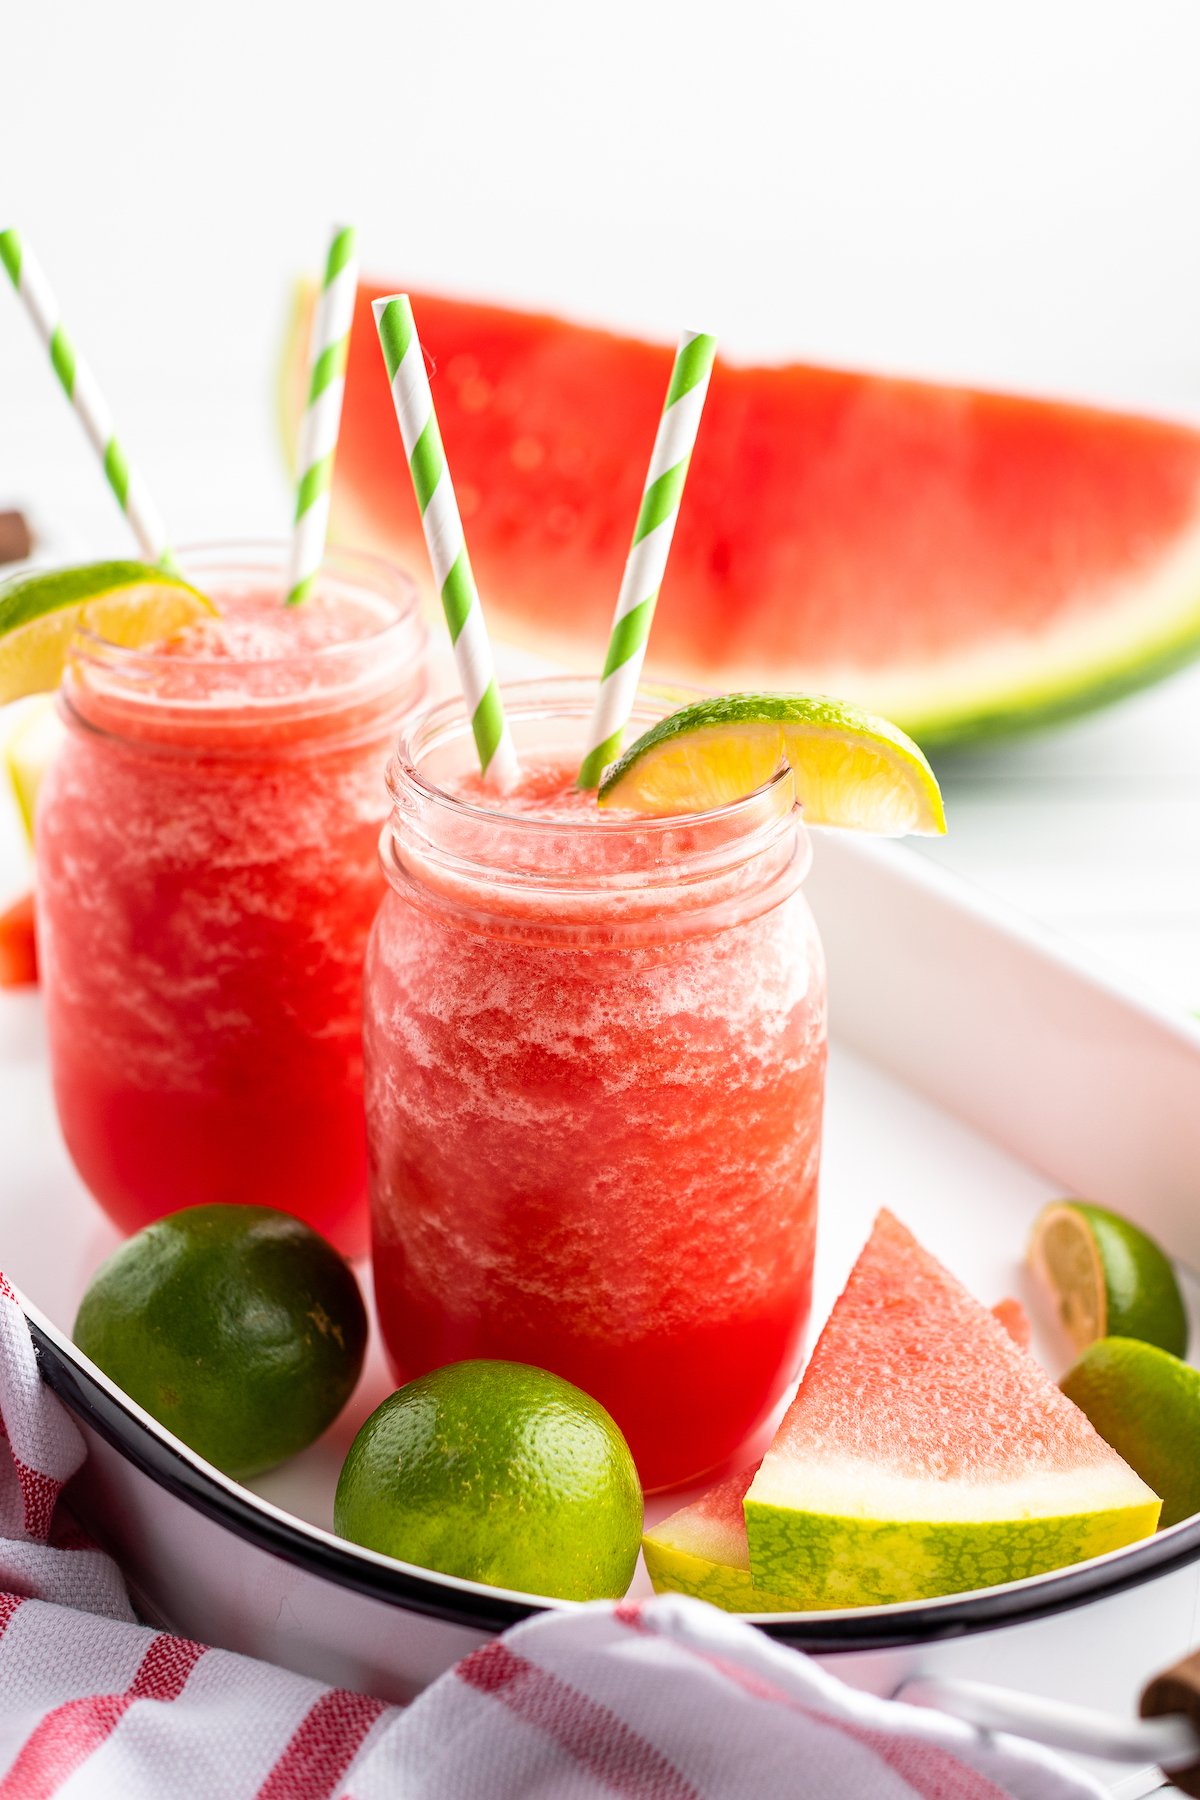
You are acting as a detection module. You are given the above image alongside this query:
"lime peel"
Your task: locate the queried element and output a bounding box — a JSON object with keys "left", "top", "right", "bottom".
{"left": 1062, "top": 1337, "right": 1200, "bottom": 1529}
{"left": 334, "top": 1359, "right": 643, "bottom": 1602}
{"left": 597, "top": 692, "right": 946, "bottom": 835}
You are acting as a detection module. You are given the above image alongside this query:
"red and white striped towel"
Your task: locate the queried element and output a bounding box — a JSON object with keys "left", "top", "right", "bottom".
{"left": 0, "top": 1272, "right": 1104, "bottom": 1799}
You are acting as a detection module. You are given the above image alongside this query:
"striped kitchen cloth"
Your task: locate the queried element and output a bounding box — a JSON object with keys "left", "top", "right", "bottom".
{"left": 0, "top": 1273, "right": 1102, "bottom": 1799}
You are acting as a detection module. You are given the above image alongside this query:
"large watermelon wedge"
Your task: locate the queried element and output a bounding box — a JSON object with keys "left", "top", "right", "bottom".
{"left": 281, "top": 284, "right": 1200, "bottom": 748}
{"left": 743, "top": 1212, "right": 1160, "bottom": 1608}
{"left": 643, "top": 1298, "right": 1033, "bottom": 1614}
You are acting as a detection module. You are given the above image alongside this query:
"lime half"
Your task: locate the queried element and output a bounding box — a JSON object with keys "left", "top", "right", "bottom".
{"left": 0, "top": 561, "right": 214, "bottom": 704}
{"left": 597, "top": 693, "right": 946, "bottom": 834}
{"left": 1029, "top": 1200, "right": 1188, "bottom": 1358}
{"left": 1061, "top": 1338, "right": 1196, "bottom": 1527}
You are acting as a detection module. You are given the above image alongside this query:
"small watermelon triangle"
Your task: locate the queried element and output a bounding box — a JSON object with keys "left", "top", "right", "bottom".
{"left": 743, "top": 1211, "right": 1160, "bottom": 1608}
{"left": 644, "top": 1288, "right": 1044, "bottom": 1613}
{"left": 642, "top": 1464, "right": 801, "bottom": 1613}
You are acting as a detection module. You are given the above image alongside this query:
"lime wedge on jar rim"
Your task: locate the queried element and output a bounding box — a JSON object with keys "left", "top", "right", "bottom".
{"left": 597, "top": 693, "right": 946, "bottom": 834}
{"left": 0, "top": 561, "right": 214, "bottom": 704}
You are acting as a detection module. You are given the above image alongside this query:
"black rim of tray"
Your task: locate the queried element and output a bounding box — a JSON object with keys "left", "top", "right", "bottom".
{"left": 29, "top": 1317, "right": 1200, "bottom": 1652}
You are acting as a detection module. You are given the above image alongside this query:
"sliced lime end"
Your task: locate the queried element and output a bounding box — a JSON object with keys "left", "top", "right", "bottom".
{"left": 4, "top": 696, "right": 65, "bottom": 845}
{"left": 597, "top": 692, "right": 946, "bottom": 836}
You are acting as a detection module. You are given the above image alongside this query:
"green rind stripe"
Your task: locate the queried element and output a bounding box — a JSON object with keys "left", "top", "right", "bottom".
{"left": 376, "top": 298, "right": 413, "bottom": 382}
{"left": 441, "top": 552, "right": 475, "bottom": 641}
{"left": 633, "top": 459, "right": 688, "bottom": 544}
{"left": 0, "top": 229, "right": 20, "bottom": 285}
{"left": 664, "top": 332, "right": 717, "bottom": 408}
{"left": 576, "top": 731, "right": 623, "bottom": 791}
{"left": 600, "top": 595, "right": 656, "bottom": 679}
{"left": 306, "top": 336, "right": 349, "bottom": 405}
{"left": 324, "top": 226, "right": 357, "bottom": 285}
{"left": 410, "top": 417, "right": 445, "bottom": 516}
{"left": 294, "top": 451, "right": 334, "bottom": 522}
{"left": 743, "top": 1496, "right": 1161, "bottom": 1607}
{"left": 642, "top": 1539, "right": 809, "bottom": 1615}
{"left": 104, "top": 439, "right": 130, "bottom": 509}
{"left": 50, "top": 326, "right": 75, "bottom": 398}
{"left": 470, "top": 681, "right": 506, "bottom": 772}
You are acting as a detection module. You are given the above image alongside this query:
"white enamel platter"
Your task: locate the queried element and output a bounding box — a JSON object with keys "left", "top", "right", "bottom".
{"left": 5, "top": 818, "right": 1200, "bottom": 1799}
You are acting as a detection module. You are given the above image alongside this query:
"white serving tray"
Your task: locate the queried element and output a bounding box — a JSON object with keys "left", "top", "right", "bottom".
{"left": 4, "top": 819, "right": 1200, "bottom": 1799}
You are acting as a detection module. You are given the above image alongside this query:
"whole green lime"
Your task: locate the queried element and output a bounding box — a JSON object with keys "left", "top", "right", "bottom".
{"left": 334, "top": 1360, "right": 643, "bottom": 1600}
{"left": 73, "top": 1205, "right": 367, "bottom": 1480}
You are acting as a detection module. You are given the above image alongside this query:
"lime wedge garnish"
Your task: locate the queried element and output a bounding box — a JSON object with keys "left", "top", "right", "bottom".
{"left": 4, "top": 697, "right": 64, "bottom": 844}
{"left": 597, "top": 693, "right": 946, "bottom": 834}
{"left": 1029, "top": 1200, "right": 1188, "bottom": 1358}
{"left": 0, "top": 561, "right": 215, "bottom": 704}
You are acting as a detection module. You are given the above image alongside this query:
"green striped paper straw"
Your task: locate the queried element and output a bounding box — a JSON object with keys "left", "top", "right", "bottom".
{"left": 0, "top": 228, "right": 175, "bottom": 569}
{"left": 285, "top": 224, "right": 358, "bottom": 606}
{"left": 373, "top": 295, "right": 518, "bottom": 786}
{"left": 576, "top": 330, "right": 717, "bottom": 790}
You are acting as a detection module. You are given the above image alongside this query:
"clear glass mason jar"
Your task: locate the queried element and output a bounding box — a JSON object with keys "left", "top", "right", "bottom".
{"left": 36, "top": 542, "right": 429, "bottom": 1256}
{"left": 364, "top": 678, "right": 827, "bottom": 1490}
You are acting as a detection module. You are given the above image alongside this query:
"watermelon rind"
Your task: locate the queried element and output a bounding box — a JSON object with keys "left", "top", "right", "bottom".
{"left": 642, "top": 1467, "right": 809, "bottom": 1614}
{"left": 642, "top": 1535, "right": 804, "bottom": 1614}
{"left": 743, "top": 1470, "right": 1161, "bottom": 1608}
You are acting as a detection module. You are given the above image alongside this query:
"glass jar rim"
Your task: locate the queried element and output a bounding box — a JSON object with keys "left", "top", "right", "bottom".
{"left": 391, "top": 675, "right": 798, "bottom": 838}
{"left": 69, "top": 539, "right": 424, "bottom": 677}
{"left": 385, "top": 676, "right": 809, "bottom": 914}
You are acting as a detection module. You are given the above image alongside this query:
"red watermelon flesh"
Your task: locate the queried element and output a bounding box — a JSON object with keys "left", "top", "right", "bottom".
{"left": 285, "top": 284, "right": 1200, "bottom": 747}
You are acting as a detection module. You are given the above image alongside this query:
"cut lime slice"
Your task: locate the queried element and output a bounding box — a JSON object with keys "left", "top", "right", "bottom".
{"left": 0, "top": 562, "right": 215, "bottom": 705}
{"left": 1029, "top": 1200, "right": 1188, "bottom": 1358}
{"left": 597, "top": 693, "right": 946, "bottom": 834}
{"left": 4, "top": 697, "right": 65, "bottom": 844}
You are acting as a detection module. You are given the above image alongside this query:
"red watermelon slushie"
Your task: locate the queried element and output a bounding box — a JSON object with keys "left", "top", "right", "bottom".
{"left": 36, "top": 543, "right": 428, "bottom": 1255}
{"left": 364, "top": 679, "right": 827, "bottom": 1491}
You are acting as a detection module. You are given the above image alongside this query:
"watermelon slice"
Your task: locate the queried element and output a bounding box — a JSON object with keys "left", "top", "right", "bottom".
{"left": 743, "top": 1212, "right": 1160, "bottom": 1608}
{"left": 642, "top": 1463, "right": 798, "bottom": 1613}
{"left": 643, "top": 1297, "right": 1035, "bottom": 1613}
{"left": 281, "top": 284, "right": 1200, "bottom": 749}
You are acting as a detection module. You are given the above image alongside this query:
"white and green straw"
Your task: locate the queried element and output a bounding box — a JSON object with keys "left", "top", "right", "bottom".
{"left": 285, "top": 224, "right": 358, "bottom": 606}
{"left": 576, "top": 330, "right": 717, "bottom": 790}
{"left": 373, "top": 295, "right": 518, "bottom": 786}
{"left": 0, "top": 228, "right": 175, "bottom": 570}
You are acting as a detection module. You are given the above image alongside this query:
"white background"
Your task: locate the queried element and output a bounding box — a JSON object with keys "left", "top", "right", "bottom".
{"left": 4, "top": 0, "right": 1200, "bottom": 1001}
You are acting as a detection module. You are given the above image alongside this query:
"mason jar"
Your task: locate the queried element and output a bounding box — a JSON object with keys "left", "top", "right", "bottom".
{"left": 365, "top": 677, "right": 827, "bottom": 1489}
{"left": 37, "top": 541, "right": 428, "bottom": 1256}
